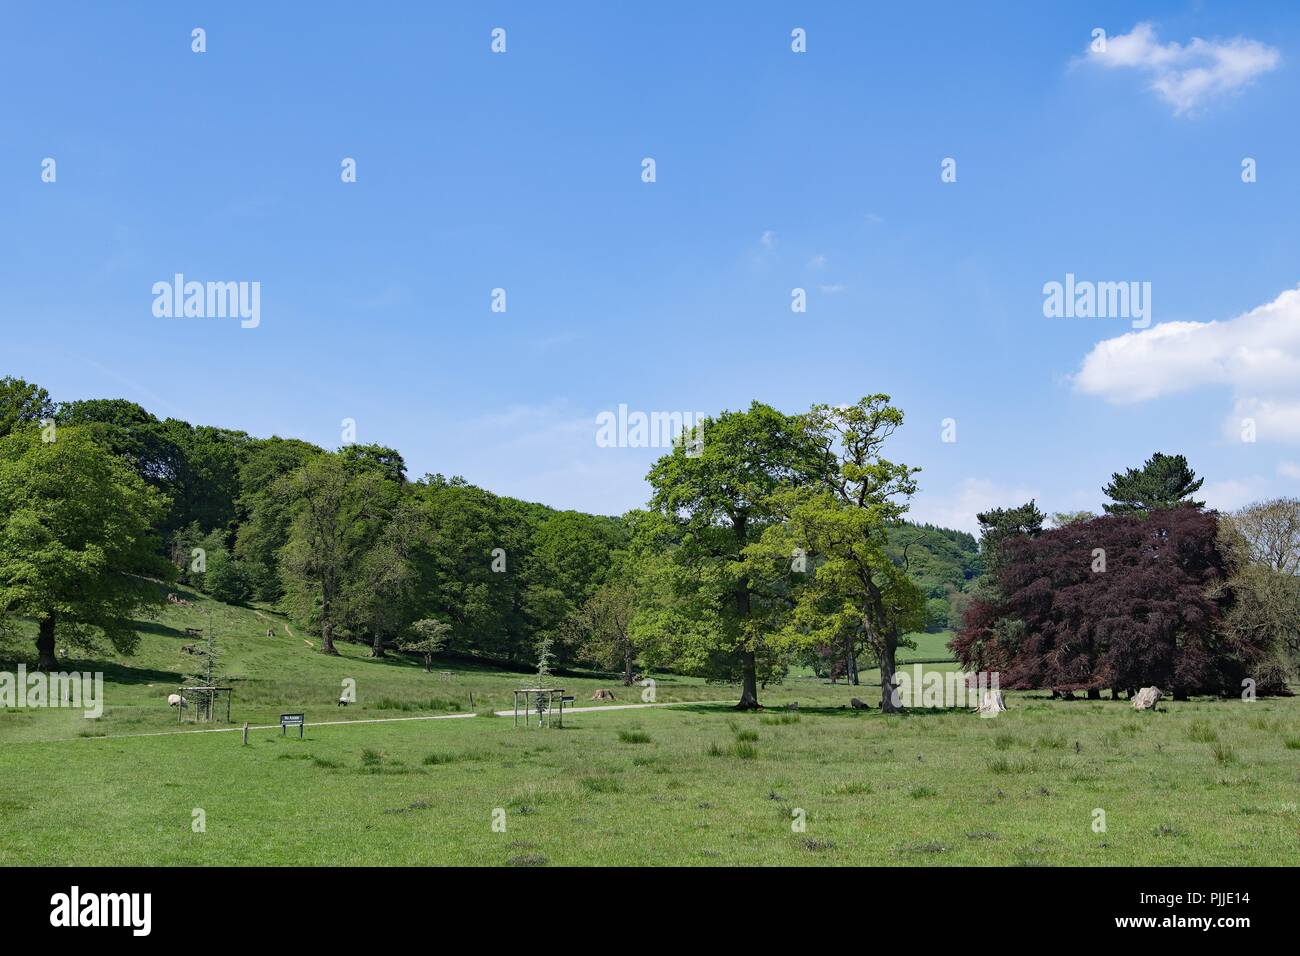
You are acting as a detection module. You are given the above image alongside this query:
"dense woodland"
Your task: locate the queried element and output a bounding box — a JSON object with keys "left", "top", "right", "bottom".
{"left": 1, "top": 376, "right": 1296, "bottom": 708}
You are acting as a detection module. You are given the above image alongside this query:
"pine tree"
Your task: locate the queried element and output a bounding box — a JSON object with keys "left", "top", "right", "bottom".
{"left": 1103, "top": 452, "right": 1205, "bottom": 515}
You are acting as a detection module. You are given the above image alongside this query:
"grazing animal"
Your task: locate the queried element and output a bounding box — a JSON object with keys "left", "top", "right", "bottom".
{"left": 180, "top": 643, "right": 199, "bottom": 655}
{"left": 850, "top": 697, "right": 870, "bottom": 710}
{"left": 1132, "top": 686, "right": 1163, "bottom": 711}
{"left": 591, "top": 689, "right": 616, "bottom": 701}
{"left": 167, "top": 694, "right": 187, "bottom": 708}
{"left": 337, "top": 696, "right": 350, "bottom": 707}
{"left": 977, "top": 689, "right": 1007, "bottom": 717}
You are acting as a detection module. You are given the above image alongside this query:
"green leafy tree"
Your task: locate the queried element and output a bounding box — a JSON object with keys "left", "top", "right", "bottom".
{"left": 339, "top": 443, "right": 407, "bottom": 485}
{"left": 0, "top": 377, "right": 55, "bottom": 438}
{"left": 400, "top": 618, "right": 451, "bottom": 672}
{"left": 1051, "top": 510, "right": 1095, "bottom": 528}
{"left": 975, "top": 500, "right": 1046, "bottom": 573}
{"left": 755, "top": 396, "right": 925, "bottom": 712}
{"left": 1225, "top": 497, "right": 1300, "bottom": 575}
{"left": 525, "top": 510, "right": 628, "bottom": 662}
{"left": 277, "top": 454, "right": 395, "bottom": 655}
{"left": 202, "top": 543, "right": 252, "bottom": 604}
{"left": 569, "top": 577, "right": 639, "bottom": 684}
{"left": 646, "top": 402, "right": 824, "bottom": 709}
{"left": 408, "top": 476, "right": 533, "bottom": 663}
{"left": 1218, "top": 501, "right": 1300, "bottom": 689}
{"left": 0, "top": 427, "right": 171, "bottom": 670}
{"left": 1103, "top": 452, "right": 1205, "bottom": 515}
{"left": 234, "top": 437, "right": 324, "bottom": 600}
{"left": 341, "top": 497, "right": 425, "bottom": 657}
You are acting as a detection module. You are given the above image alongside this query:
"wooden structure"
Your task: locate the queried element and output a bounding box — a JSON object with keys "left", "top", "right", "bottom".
{"left": 177, "top": 685, "right": 232, "bottom": 723}
{"left": 512, "top": 688, "right": 575, "bottom": 728}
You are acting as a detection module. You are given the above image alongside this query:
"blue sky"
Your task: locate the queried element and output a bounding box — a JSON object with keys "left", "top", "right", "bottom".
{"left": 3, "top": 1, "right": 1299, "bottom": 531}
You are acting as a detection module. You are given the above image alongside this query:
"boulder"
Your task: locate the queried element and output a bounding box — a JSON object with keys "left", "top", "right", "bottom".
{"left": 1132, "top": 686, "right": 1163, "bottom": 711}
{"left": 591, "top": 689, "right": 616, "bottom": 701}
{"left": 167, "top": 694, "right": 187, "bottom": 708}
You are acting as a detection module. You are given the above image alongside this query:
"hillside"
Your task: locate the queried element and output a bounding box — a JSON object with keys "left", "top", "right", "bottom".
{"left": 0, "top": 585, "right": 958, "bottom": 744}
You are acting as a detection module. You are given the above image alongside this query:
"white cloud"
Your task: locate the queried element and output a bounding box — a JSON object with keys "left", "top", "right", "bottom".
{"left": 910, "top": 478, "right": 1039, "bottom": 535}
{"left": 807, "top": 254, "right": 827, "bottom": 270}
{"left": 1279, "top": 461, "right": 1300, "bottom": 480}
{"left": 1085, "top": 22, "right": 1280, "bottom": 114}
{"left": 1201, "top": 477, "right": 1268, "bottom": 512}
{"left": 760, "top": 230, "right": 777, "bottom": 250}
{"left": 1073, "top": 286, "right": 1300, "bottom": 442}
{"left": 1226, "top": 397, "right": 1300, "bottom": 444}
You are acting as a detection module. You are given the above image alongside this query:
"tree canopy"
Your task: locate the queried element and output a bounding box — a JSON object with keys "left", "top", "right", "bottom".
{"left": 1103, "top": 452, "right": 1205, "bottom": 515}
{"left": 0, "top": 426, "right": 172, "bottom": 669}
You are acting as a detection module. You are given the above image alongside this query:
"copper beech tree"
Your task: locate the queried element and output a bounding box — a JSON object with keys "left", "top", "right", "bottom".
{"left": 952, "top": 507, "right": 1271, "bottom": 699}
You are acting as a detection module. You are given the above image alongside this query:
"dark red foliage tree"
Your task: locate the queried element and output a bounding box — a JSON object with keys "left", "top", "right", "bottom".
{"left": 954, "top": 508, "right": 1259, "bottom": 697}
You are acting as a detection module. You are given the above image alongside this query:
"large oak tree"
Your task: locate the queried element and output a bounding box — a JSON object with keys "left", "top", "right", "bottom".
{"left": 0, "top": 426, "right": 171, "bottom": 670}
{"left": 646, "top": 402, "right": 823, "bottom": 709}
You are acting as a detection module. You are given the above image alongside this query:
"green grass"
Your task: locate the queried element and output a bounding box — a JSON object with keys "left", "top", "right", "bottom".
{"left": 2, "top": 594, "right": 1298, "bottom": 866}
{"left": 2, "top": 689, "right": 1299, "bottom": 865}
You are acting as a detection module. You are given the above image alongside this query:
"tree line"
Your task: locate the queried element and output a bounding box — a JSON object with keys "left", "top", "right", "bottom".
{"left": 952, "top": 453, "right": 1300, "bottom": 699}
{"left": 4, "top": 375, "right": 1292, "bottom": 707}
{"left": 0, "top": 377, "right": 627, "bottom": 672}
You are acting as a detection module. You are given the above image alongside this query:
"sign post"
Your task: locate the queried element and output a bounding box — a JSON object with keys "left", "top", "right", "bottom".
{"left": 280, "top": 713, "right": 305, "bottom": 738}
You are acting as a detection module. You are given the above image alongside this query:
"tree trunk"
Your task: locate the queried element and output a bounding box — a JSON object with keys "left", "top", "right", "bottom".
{"left": 1110, "top": 688, "right": 1119, "bottom": 700}
{"left": 370, "top": 632, "right": 385, "bottom": 658}
{"left": 622, "top": 644, "right": 634, "bottom": 686}
{"left": 736, "top": 650, "right": 760, "bottom": 710}
{"left": 1173, "top": 688, "right": 1189, "bottom": 701}
{"left": 732, "top": 533, "right": 760, "bottom": 709}
{"left": 320, "top": 617, "right": 338, "bottom": 655}
{"left": 1087, "top": 688, "right": 1101, "bottom": 700}
{"left": 848, "top": 647, "right": 859, "bottom": 685}
{"left": 36, "top": 613, "right": 57, "bottom": 671}
{"left": 879, "top": 628, "right": 901, "bottom": 713}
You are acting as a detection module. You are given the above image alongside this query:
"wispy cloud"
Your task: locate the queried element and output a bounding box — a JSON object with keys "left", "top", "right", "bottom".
{"left": 1082, "top": 22, "right": 1280, "bottom": 114}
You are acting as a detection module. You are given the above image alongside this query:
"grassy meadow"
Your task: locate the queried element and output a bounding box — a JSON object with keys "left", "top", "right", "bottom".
{"left": 2, "top": 590, "right": 1297, "bottom": 866}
